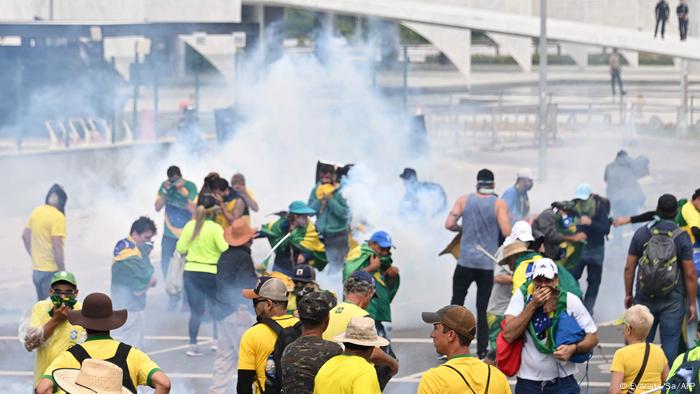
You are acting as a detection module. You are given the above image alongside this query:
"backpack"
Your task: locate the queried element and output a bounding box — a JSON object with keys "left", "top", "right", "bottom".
{"left": 593, "top": 194, "right": 612, "bottom": 236}
{"left": 637, "top": 225, "right": 684, "bottom": 298}
{"left": 256, "top": 318, "right": 302, "bottom": 394}
{"left": 665, "top": 350, "right": 700, "bottom": 393}
{"left": 67, "top": 342, "right": 136, "bottom": 393}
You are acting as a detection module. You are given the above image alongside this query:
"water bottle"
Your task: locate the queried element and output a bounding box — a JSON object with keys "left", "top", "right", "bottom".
{"left": 264, "top": 355, "right": 276, "bottom": 380}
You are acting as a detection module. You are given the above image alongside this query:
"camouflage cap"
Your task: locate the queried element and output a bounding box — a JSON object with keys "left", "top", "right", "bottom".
{"left": 344, "top": 271, "right": 375, "bottom": 295}
{"left": 298, "top": 291, "right": 336, "bottom": 323}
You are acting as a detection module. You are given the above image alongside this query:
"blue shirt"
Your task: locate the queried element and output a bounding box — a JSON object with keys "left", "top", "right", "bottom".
{"left": 501, "top": 185, "right": 529, "bottom": 224}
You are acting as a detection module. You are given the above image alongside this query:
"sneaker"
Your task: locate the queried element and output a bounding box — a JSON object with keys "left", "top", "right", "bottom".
{"left": 186, "top": 345, "right": 203, "bottom": 357}
{"left": 210, "top": 344, "right": 218, "bottom": 352}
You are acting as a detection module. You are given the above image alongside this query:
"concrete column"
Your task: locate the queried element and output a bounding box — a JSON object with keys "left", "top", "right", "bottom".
{"left": 318, "top": 12, "right": 336, "bottom": 35}
{"left": 487, "top": 33, "right": 533, "bottom": 73}
{"left": 689, "top": 2, "right": 700, "bottom": 73}
{"left": 402, "top": 22, "right": 471, "bottom": 85}
{"left": 175, "top": 35, "right": 186, "bottom": 78}
{"left": 559, "top": 43, "right": 589, "bottom": 70}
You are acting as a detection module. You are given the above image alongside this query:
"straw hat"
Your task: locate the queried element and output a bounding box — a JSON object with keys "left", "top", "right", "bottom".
{"left": 53, "top": 359, "right": 130, "bottom": 394}
{"left": 333, "top": 316, "right": 389, "bottom": 347}
{"left": 498, "top": 241, "right": 529, "bottom": 265}
{"left": 224, "top": 218, "right": 257, "bottom": 247}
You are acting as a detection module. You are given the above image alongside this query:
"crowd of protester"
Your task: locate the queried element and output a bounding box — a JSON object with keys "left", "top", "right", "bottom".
{"left": 19, "top": 150, "right": 700, "bottom": 393}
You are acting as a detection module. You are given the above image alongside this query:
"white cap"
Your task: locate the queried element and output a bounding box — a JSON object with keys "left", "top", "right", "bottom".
{"left": 503, "top": 221, "right": 535, "bottom": 247}
{"left": 517, "top": 168, "right": 534, "bottom": 180}
{"left": 532, "top": 258, "right": 558, "bottom": 280}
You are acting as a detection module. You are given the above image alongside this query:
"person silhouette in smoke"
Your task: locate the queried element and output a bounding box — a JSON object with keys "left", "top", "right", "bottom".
{"left": 23, "top": 184, "right": 68, "bottom": 301}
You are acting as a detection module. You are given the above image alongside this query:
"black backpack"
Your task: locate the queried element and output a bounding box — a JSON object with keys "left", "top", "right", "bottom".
{"left": 637, "top": 225, "right": 684, "bottom": 298}
{"left": 67, "top": 342, "right": 136, "bottom": 393}
{"left": 665, "top": 350, "right": 700, "bottom": 393}
{"left": 256, "top": 318, "right": 302, "bottom": 394}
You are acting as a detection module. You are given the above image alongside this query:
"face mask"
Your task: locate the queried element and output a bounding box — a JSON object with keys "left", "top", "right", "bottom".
{"left": 140, "top": 241, "right": 154, "bottom": 256}
{"left": 380, "top": 255, "right": 393, "bottom": 269}
{"left": 48, "top": 294, "right": 77, "bottom": 316}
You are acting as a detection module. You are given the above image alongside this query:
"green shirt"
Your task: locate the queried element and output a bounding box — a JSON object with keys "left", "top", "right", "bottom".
{"left": 158, "top": 179, "right": 198, "bottom": 239}
{"left": 176, "top": 219, "right": 228, "bottom": 274}
{"left": 308, "top": 184, "right": 350, "bottom": 237}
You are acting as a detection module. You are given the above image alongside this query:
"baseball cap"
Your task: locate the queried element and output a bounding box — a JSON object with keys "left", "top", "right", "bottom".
{"left": 399, "top": 167, "right": 417, "bottom": 180}
{"left": 477, "top": 168, "right": 494, "bottom": 184}
{"left": 242, "top": 277, "right": 289, "bottom": 302}
{"left": 292, "top": 265, "right": 316, "bottom": 283}
{"left": 574, "top": 183, "right": 592, "bottom": 200}
{"left": 297, "top": 291, "right": 335, "bottom": 323}
{"left": 516, "top": 168, "right": 534, "bottom": 180}
{"left": 344, "top": 271, "right": 376, "bottom": 295}
{"left": 369, "top": 231, "right": 393, "bottom": 248}
{"left": 532, "top": 258, "right": 558, "bottom": 280}
{"left": 51, "top": 271, "right": 77, "bottom": 287}
{"left": 504, "top": 220, "right": 535, "bottom": 247}
{"left": 421, "top": 305, "right": 477, "bottom": 340}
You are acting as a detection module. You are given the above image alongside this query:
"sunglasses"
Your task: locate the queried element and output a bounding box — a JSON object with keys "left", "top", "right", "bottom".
{"left": 253, "top": 298, "right": 268, "bottom": 306}
{"left": 52, "top": 288, "right": 76, "bottom": 297}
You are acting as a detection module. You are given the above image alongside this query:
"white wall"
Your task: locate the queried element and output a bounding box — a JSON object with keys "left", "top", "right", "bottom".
{"left": 1, "top": 0, "right": 242, "bottom": 22}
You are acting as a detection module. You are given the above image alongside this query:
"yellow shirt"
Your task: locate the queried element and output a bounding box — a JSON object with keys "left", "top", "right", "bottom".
{"left": 214, "top": 188, "right": 257, "bottom": 228}
{"left": 42, "top": 336, "right": 160, "bottom": 392}
{"left": 238, "top": 315, "right": 300, "bottom": 393}
{"left": 681, "top": 201, "right": 700, "bottom": 244}
{"left": 418, "top": 355, "right": 511, "bottom": 394}
{"left": 314, "top": 354, "right": 381, "bottom": 394}
{"left": 610, "top": 342, "right": 668, "bottom": 394}
{"left": 322, "top": 302, "right": 369, "bottom": 340}
{"left": 176, "top": 219, "right": 228, "bottom": 274}
{"left": 29, "top": 300, "right": 86, "bottom": 384}
{"left": 27, "top": 205, "right": 66, "bottom": 271}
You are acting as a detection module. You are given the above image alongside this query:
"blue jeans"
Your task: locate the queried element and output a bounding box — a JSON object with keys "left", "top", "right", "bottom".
{"left": 611, "top": 69, "right": 624, "bottom": 94}
{"left": 515, "top": 375, "right": 579, "bottom": 394}
{"left": 375, "top": 320, "right": 396, "bottom": 391}
{"left": 161, "top": 235, "right": 178, "bottom": 279}
{"left": 184, "top": 270, "right": 217, "bottom": 345}
{"left": 322, "top": 232, "right": 349, "bottom": 275}
{"left": 636, "top": 293, "right": 687, "bottom": 363}
{"left": 569, "top": 245, "right": 605, "bottom": 314}
{"left": 33, "top": 270, "right": 56, "bottom": 301}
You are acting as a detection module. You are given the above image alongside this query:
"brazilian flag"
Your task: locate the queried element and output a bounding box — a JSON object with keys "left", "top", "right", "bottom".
{"left": 260, "top": 217, "right": 328, "bottom": 271}
{"left": 555, "top": 216, "right": 586, "bottom": 272}
{"left": 112, "top": 237, "right": 154, "bottom": 292}
{"left": 344, "top": 242, "right": 400, "bottom": 322}
{"left": 514, "top": 251, "right": 583, "bottom": 299}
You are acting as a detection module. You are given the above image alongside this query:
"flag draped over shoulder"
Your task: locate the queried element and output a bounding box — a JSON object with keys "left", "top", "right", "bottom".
{"left": 519, "top": 282, "right": 568, "bottom": 354}
{"left": 112, "top": 237, "right": 153, "bottom": 292}
{"left": 343, "top": 242, "right": 400, "bottom": 322}
{"left": 513, "top": 251, "right": 583, "bottom": 299}
{"left": 555, "top": 218, "right": 586, "bottom": 272}
{"left": 260, "top": 217, "right": 328, "bottom": 271}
